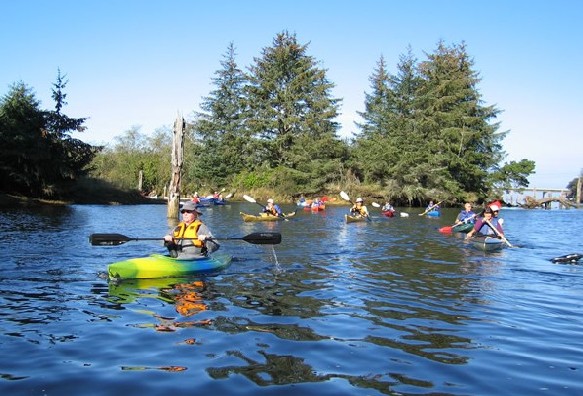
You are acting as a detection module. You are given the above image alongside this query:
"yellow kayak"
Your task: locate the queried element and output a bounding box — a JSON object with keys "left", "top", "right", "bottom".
{"left": 240, "top": 212, "right": 296, "bottom": 222}
{"left": 345, "top": 214, "right": 368, "bottom": 223}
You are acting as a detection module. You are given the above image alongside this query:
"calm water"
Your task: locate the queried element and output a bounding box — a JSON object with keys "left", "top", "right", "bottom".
{"left": 0, "top": 202, "right": 582, "bottom": 395}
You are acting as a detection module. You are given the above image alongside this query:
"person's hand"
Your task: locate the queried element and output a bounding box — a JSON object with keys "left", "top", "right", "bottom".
{"left": 164, "top": 235, "right": 172, "bottom": 242}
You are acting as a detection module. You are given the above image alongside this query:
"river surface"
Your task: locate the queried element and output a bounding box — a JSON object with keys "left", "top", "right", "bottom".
{"left": 0, "top": 202, "right": 582, "bottom": 395}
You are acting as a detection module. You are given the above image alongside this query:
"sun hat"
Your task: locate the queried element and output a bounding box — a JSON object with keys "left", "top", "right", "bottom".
{"left": 489, "top": 204, "right": 500, "bottom": 211}
{"left": 267, "top": 198, "right": 274, "bottom": 203}
{"left": 180, "top": 201, "right": 202, "bottom": 214}
{"left": 356, "top": 197, "right": 363, "bottom": 203}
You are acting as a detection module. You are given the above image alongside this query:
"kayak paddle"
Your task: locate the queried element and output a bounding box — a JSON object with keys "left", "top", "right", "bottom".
{"left": 483, "top": 219, "right": 513, "bottom": 247}
{"left": 89, "top": 232, "right": 282, "bottom": 246}
{"left": 419, "top": 200, "right": 443, "bottom": 216}
{"left": 439, "top": 213, "right": 479, "bottom": 234}
{"left": 243, "top": 194, "right": 288, "bottom": 220}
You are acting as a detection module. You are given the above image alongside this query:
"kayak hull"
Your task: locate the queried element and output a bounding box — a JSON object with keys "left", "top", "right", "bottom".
{"left": 452, "top": 223, "right": 474, "bottom": 233}
{"left": 304, "top": 205, "right": 325, "bottom": 211}
{"left": 108, "top": 252, "right": 232, "bottom": 279}
{"left": 240, "top": 212, "right": 296, "bottom": 222}
{"left": 345, "top": 214, "right": 367, "bottom": 223}
{"left": 426, "top": 211, "right": 440, "bottom": 217}
{"left": 470, "top": 236, "right": 504, "bottom": 252}
{"left": 381, "top": 210, "right": 395, "bottom": 217}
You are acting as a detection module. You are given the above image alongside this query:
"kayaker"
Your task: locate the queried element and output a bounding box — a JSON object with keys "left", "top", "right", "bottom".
{"left": 311, "top": 197, "right": 322, "bottom": 209}
{"left": 381, "top": 201, "right": 394, "bottom": 212}
{"left": 263, "top": 198, "right": 283, "bottom": 217}
{"left": 489, "top": 203, "right": 504, "bottom": 225}
{"left": 465, "top": 207, "right": 504, "bottom": 239}
{"left": 164, "top": 201, "right": 219, "bottom": 258}
{"left": 426, "top": 200, "right": 439, "bottom": 212}
{"left": 350, "top": 197, "right": 369, "bottom": 217}
{"left": 455, "top": 202, "right": 476, "bottom": 225}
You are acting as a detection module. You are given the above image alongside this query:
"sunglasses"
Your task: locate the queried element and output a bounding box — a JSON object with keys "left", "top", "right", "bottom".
{"left": 181, "top": 210, "right": 196, "bottom": 214}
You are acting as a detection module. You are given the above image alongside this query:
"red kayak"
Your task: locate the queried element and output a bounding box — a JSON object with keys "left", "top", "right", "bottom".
{"left": 382, "top": 210, "right": 395, "bottom": 217}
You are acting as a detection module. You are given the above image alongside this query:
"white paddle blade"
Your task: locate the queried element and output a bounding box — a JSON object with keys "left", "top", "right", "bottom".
{"left": 243, "top": 195, "right": 257, "bottom": 203}
{"left": 340, "top": 191, "right": 350, "bottom": 201}
{"left": 400, "top": 212, "right": 409, "bottom": 217}
{"left": 372, "top": 202, "right": 381, "bottom": 207}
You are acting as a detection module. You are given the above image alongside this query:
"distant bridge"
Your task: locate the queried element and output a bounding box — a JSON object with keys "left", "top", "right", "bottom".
{"left": 503, "top": 187, "right": 574, "bottom": 209}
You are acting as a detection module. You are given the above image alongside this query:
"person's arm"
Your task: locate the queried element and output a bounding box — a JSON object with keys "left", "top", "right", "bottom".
{"left": 197, "top": 224, "right": 213, "bottom": 241}
{"left": 466, "top": 219, "right": 481, "bottom": 239}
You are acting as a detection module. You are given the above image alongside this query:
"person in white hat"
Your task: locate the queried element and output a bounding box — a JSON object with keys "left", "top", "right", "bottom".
{"left": 488, "top": 203, "right": 504, "bottom": 225}
{"left": 263, "top": 198, "right": 283, "bottom": 217}
{"left": 163, "top": 201, "right": 218, "bottom": 257}
{"left": 350, "top": 197, "right": 369, "bottom": 218}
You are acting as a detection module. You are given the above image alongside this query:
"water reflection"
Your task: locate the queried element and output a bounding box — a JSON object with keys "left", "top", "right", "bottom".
{"left": 108, "top": 278, "right": 212, "bottom": 332}
{"left": 1, "top": 204, "right": 582, "bottom": 395}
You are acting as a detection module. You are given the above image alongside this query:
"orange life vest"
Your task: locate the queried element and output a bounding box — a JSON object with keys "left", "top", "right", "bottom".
{"left": 172, "top": 220, "right": 204, "bottom": 248}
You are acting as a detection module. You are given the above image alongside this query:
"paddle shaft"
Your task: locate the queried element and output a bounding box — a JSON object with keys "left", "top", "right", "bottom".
{"left": 483, "top": 219, "right": 513, "bottom": 247}
{"left": 89, "top": 232, "right": 282, "bottom": 246}
{"left": 419, "top": 200, "right": 443, "bottom": 216}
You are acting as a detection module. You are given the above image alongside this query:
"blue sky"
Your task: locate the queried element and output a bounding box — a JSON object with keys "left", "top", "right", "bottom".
{"left": 1, "top": 0, "right": 581, "bottom": 189}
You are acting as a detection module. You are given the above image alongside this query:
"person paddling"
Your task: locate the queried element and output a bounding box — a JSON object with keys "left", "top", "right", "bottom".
{"left": 164, "top": 201, "right": 218, "bottom": 258}
{"left": 263, "top": 198, "right": 283, "bottom": 217}
{"left": 455, "top": 202, "right": 476, "bottom": 225}
{"left": 350, "top": 197, "right": 369, "bottom": 218}
{"left": 465, "top": 207, "right": 504, "bottom": 239}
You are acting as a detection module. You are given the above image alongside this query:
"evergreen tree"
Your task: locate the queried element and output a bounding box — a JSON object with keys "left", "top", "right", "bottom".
{"left": 415, "top": 41, "right": 505, "bottom": 198}
{"left": 245, "top": 31, "right": 345, "bottom": 178}
{"left": 191, "top": 43, "right": 250, "bottom": 186}
{"left": 44, "top": 70, "right": 100, "bottom": 190}
{"left": 0, "top": 75, "right": 98, "bottom": 197}
{"left": 0, "top": 82, "right": 47, "bottom": 194}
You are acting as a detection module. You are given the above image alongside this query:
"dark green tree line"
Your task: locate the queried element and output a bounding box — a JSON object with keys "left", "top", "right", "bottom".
{"left": 352, "top": 41, "right": 535, "bottom": 204}
{"left": 0, "top": 71, "right": 99, "bottom": 197}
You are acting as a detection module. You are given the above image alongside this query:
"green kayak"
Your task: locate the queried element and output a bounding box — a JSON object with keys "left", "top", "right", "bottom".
{"left": 452, "top": 223, "right": 474, "bottom": 233}
{"left": 108, "top": 252, "right": 233, "bottom": 279}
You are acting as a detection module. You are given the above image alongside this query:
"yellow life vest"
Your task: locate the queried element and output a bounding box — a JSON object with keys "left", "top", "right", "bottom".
{"left": 172, "top": 220, "right": 204, "bottom": 248}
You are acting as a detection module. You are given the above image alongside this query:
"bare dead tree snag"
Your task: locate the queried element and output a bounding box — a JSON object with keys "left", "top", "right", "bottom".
{"left": 167, "top": 115, "right": 185, "bottom": 219}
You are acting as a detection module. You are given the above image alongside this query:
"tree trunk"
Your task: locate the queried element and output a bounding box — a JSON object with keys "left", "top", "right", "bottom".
{"left": 138, "top": 170, "right": 143, "bottom": 192}
{"left": 167, "top": 115, "right": 185, "bottom": 219}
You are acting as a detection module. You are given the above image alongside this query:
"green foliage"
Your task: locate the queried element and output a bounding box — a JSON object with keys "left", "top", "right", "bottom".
{"left": 350, "top": 41, "right": 528, "bottom": 204}
{"left": 90, "top": 127, "right": 171, "bottom": 194}
{"left": 245, "top": 31, "right": 344, "bottom": 170}
{"left": 190, "top": 43, "right": 252, "bottom": 186}
{"left": 489, "top": 159, "right": 536, "bottom": 194}
{"left": 0, "top": 75, "right": 99, "bottom": 197}
{"left": 2, "top": 37, "right": 540, "bottom": 204}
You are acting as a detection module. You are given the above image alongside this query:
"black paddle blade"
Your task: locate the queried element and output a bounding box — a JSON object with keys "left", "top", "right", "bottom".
{"left": 242, "top": 232, "right": 282, "bottom": 245}
{"left": 89, "top": 233, "right": 131, "bottom": 246}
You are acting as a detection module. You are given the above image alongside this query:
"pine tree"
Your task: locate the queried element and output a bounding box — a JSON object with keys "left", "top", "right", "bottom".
{"left": 415, "top": 41, "right": 505, "bottom": 197}
{"left": 191, "top": 42, "right": 250, "bottom": 186}
{"left": 245, "top": 31, "right": 344, "bottom": 174}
